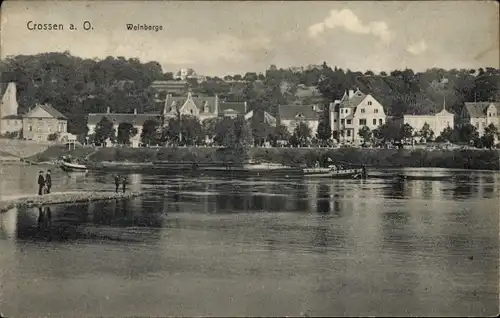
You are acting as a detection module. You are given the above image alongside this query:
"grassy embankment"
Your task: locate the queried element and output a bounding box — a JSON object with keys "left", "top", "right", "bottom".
{"left": 31, "top": 145, "right": 500, "bottom": 170}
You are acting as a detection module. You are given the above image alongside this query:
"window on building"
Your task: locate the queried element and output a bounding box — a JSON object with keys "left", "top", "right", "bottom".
{"left": 347, "top": 130, "right": 351, "bottom": 137}
{"left": 360, "top": 109, "right": 365, "bottom": 114}
{"left": 373, "top": 119, "right": 377, "bottom": 125}
{"left": 190, "top": 109, "right": 193, "bottom": 114}
{"left": 29, "top": 125, "right": 33, "bottom": 132}
{"left": 379, "top": 119, "right": 383, "bottom": 125}
{"left": 346, "top": 119, "right": 352, "bottom": 125}
{"left": 374, "top": 109, "right": 379, "bottom": 114}
{"left": 475, "top": 123, "right": 479, "bottom": 129}
{"left": 368, "top": 101, "right": 372, "bottom": 106}
{"left": 341, "top": 119, "right": 345, "bottom": 125}
{"left": 359, "top": 119, "right": 367, "bottom": 125}
{"left": 334, "top": 119, "right": 337, "bottom": 123}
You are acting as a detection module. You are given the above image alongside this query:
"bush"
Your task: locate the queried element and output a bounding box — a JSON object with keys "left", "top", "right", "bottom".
{"left": 47, "top": 133, "right": 59, "bottom": 141}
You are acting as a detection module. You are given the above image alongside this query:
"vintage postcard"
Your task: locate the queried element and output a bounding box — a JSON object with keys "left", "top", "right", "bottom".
{"left": 0, "top": 0, "right": 499, "bottom": 317}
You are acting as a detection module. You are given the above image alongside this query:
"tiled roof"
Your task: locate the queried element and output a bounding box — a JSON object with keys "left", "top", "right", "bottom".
{"left": 1, "top": 114, "right": 23, "bottom": 120}
{"left": 278, "top": 105, "right": 320, "bottom": 121}
{"left": 464, "top": 102, "right": 499, "bottom": 118}
{"left": 39, "top": 104, "right": 67, "bottom": 119}
{"left": 164, "top": 94, "right": 217, "bottom": 113}
{"left": 219, "top": 102, "right": 246, "bottom": 114}
{"left": 340, "top": 89, "right": 367, "bottom": 108}
{"left": 87, "top": 113, "right": 162, "bottom": 126}
{"left": 24, "top": 104, "right": 67, "bottom": 119}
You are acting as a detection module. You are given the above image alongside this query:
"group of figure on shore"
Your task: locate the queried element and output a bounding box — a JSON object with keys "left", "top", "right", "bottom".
{"left": 114, "top": 175, "right": 127, "bottom": 193}
{"left": 37, "top": 170, "right": 52, "bottom": 195}
{"left": 37, "top": 170, "right": 127, "bottom": 195}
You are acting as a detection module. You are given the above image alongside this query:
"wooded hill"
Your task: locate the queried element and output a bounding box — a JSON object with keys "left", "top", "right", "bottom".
{"left": 1, "top": 52, "right": 498, "bottom": 137}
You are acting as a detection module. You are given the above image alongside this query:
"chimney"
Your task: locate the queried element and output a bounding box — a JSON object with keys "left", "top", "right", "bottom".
{"left": 106, "top": 107, "right": 111, "bottom": 113}
{"left": 349, "top": 90, "right": 354, "bottom": 98}
{"left": 134, "top": 108, "right": 137, "bottom": 114}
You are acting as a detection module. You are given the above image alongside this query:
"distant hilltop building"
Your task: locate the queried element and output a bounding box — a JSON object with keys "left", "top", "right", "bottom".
{"left": 403, "top": 98, "right": 454, "bottom": 137}
{"left": 173, "top": 68, "right": 205, "bottom": 82}
{"left": 150, "top": 80, "right": 189, "bottom": 97}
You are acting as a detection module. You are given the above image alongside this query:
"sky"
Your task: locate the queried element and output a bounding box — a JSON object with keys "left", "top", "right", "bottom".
{"left": 1, "top": 1, "right": 499, "bottom": 76}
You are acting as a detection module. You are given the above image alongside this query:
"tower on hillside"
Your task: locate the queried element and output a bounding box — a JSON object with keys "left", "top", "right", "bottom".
{"left": 0, "top": 82, "right": 19, "bottom": 118}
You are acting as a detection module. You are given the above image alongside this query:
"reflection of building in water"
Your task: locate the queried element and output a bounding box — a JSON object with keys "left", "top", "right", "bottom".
{"left": 129, "top": 174, "right": 142, "bottom": 193}
{"left": 0, "top": 207, "right": 18, "bottom": 240}
{"left": 307, "top": 182, "right": 318, "bottom": 211}
{"left": 294, "top": 184, "right": 309, "bottom": 212}
{"left": 316, "top": 184, "right": 331, "bottom": 214}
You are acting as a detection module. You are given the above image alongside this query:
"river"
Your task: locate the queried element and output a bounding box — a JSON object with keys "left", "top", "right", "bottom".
{"left": 0, "top": 165, "right": 498, "bottom": 317}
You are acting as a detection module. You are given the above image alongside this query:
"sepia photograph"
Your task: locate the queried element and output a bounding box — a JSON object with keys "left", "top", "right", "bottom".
{"left": 0, "top": 0, "right": 499, "bottom": 316}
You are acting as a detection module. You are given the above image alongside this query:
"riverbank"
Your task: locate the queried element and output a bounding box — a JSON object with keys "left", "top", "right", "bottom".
{"left": 0, "top": 191, "right": 141, "bottom": 213}
{"left": 30, "top": 146, "right": 500, "bottom": 171}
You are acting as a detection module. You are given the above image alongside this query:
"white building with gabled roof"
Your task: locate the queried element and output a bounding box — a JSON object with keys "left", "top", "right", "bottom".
{"left": 329, "top": 89, "right": 387, "bottom": 142}
{"left": 403, "top": 97, "right": 454, "bottom": 138}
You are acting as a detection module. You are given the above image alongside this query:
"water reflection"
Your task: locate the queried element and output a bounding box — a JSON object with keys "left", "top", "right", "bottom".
{"left": 316, "top": 184, "right": 331, "bottom": 214}
{"left": 0, "top": 166, "right": 499, "bottom": 317}
{"left": 10, "top": 197, "right": 165, "bottom": 243}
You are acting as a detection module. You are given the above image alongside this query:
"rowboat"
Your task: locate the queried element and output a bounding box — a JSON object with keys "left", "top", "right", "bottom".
{"left": 302, "top": 167, "right": 364, "bottom": 179}
{"left": 60, "top": 160, "right": 88, "bottom": 172}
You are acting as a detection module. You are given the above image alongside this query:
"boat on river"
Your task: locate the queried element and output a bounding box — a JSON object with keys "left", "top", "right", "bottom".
{"left": 302, "top": 166, "right": 364, "bottom": 179}
{"left": 59, "top": 156, "right": 88, "bottom": 172}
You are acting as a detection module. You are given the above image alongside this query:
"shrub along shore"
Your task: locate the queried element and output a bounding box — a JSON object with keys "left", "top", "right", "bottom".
{"left": 31, "top": 145, "right": 500, "bottom": 171}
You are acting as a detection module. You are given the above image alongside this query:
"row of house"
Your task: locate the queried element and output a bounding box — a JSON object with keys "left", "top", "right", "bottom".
{"left": 2, "top": 79, "right": 498, "bottom": 146}
{"left": 0, "top": 82, "right": 74, "bottom": 142}
{"left": 87, "top": 91, "right": 253, "bottom": 147}
{"left": 87, "top": 86, "right": 500, "bottom": 147}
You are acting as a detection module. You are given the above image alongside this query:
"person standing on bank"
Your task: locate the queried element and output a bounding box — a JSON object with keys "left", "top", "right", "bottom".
{"left": 37, "top": 171, "right": 45, "bottom": 195}
{"left": 45, "top": 170, "right": 52, "bottom": 194}
{"left": 114, "top": 175, "right": 120, "bottom": 193}
{"left": 122, "top": 176, "right": 127, "bottom": 193}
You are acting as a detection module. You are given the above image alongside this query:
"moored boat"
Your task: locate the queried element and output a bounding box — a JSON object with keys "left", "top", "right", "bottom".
{"left": 302, "top": 167, "right": 364, "bottom": 179}
{"left": 60, "top": 158, "right": 88, "bottom": 172}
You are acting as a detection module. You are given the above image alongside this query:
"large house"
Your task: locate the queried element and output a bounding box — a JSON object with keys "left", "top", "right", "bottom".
{"left": 278, "top": 104, "right": 321, "bottom": 134}
{"left": 87, "top": 92, "right": 249, "bottom": 147}
{"left": 162, "top": 91, "right": 248, "bottom": 121}
{"left": 87, "top": 108, "right": 162, "bottom": 148}
{"left": 329, "top": 89, "right": 387, "bottom": 143}
{"left": 460, "top": 102, "right": 499, "bottom": 135}
{"left": 1, "top": 82, "right": 72, "bottom": 142}
{"left": 403, "top": 98, "right": 454, "bottom": 138}
{"left": 22, "top": 104, "right": 69, "bottom": 142}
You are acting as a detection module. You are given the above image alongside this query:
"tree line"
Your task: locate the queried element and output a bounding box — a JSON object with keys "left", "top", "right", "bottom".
{"left": 91, "top": 107, "right": 500, "bottom": 149}
{"left": 1, "top": 52, "right": 499, "bottom": 140}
